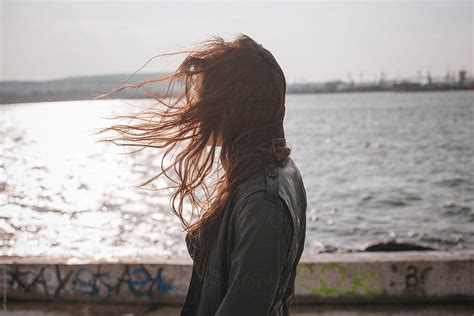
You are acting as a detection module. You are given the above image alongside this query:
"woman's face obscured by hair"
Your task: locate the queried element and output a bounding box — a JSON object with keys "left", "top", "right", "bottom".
{"left": 193, "top": 35, "right": 286, "bottom": 153}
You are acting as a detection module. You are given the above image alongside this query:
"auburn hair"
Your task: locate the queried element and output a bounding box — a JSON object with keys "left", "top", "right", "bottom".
{"left": 94, "top": 34, "right": 291, "bottom": 277}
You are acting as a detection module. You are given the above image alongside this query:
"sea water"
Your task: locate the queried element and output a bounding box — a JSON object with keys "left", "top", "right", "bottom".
{"left": 0, "top": 91, "right": 472, "bottom": 259}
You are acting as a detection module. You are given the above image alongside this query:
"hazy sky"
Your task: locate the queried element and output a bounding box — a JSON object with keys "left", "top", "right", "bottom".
{"left": 1, "top": 0, "right": 473, "bottom": 82}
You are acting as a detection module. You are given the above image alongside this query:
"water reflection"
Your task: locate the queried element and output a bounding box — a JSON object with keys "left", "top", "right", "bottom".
{"left": 0, "top": 99, "right": 187, "bottom": 260}
{"left": 1, "top": 92, "right": 473, "bottom": 259}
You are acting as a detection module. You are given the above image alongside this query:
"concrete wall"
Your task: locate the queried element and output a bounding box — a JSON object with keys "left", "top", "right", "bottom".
{"left": 2, "top": 250, "right": 473, "bottom": 304}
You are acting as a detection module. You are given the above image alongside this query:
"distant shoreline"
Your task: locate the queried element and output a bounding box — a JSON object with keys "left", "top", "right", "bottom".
{"left": 1, "top": 72, "right": 473, "bottom": 105}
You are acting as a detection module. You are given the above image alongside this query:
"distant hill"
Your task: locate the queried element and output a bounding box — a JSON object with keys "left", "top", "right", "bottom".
{"left": 0, "top": 73, "right": 171, "bottom": 104}
{"left": 2, "top": 72, "right": 472, "bottom": 104}
{"left": 0, "top": 73, "right": 338, "bottom": 104}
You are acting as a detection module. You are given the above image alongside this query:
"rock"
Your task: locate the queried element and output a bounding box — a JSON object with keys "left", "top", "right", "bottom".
{"left": 362, "top": 240, "right": 435, "bottom": 251}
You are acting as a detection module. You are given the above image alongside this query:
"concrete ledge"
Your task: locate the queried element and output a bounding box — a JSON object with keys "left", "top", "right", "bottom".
{"left": 2, "top": 250, "right": 473, "bottom": 304}
{"left": 6, "top": 301, "right": 474, "bottom": 316}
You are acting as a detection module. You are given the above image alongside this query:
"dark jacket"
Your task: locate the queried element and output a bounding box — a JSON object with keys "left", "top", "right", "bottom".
{"left": 181, "top": 157, "right": 307, "bottom": 316}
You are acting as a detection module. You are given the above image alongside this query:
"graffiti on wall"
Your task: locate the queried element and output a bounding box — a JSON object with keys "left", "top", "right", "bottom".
{"left": 7, "top": 261, "right": 438, "bottom": 301}
{"left": 404, "top": 265, "right": 433, "bottom": 288}
{"left": 296, "top": 262, "right": 436, "bottom": 298}
{"left": 296, "top": 262, "right": 385, "bottom": 297}
{"left": 8, "top": 264, "right": 182, "bottom": 301}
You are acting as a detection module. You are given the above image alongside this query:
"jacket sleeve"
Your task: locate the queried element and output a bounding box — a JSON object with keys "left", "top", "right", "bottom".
{"left": 215, "top": 194, "right": 293, "bottom": 316}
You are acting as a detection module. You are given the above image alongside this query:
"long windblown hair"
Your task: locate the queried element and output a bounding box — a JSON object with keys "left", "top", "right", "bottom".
{"left": 94, "top": 34, "right": 291, "bottom": 276}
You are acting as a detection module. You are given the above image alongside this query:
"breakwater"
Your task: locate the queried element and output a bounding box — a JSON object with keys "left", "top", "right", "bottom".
{"left": 3, "top": 250, "right": 473, "bottom": 305}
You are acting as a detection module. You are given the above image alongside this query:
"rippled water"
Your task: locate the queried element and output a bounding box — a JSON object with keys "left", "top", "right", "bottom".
{"left": 0, "top": 91, "right": 473, "bottom": 260}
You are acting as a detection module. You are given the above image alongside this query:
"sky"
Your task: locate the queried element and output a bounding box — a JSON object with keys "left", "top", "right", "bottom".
{"left": 1, "top": 0, "right": 473, "bottom": 83}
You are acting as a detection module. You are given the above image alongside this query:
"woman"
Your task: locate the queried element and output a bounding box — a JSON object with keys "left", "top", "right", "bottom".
{"left": 96, "top": 34, "right": 307, "bottom": 315}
